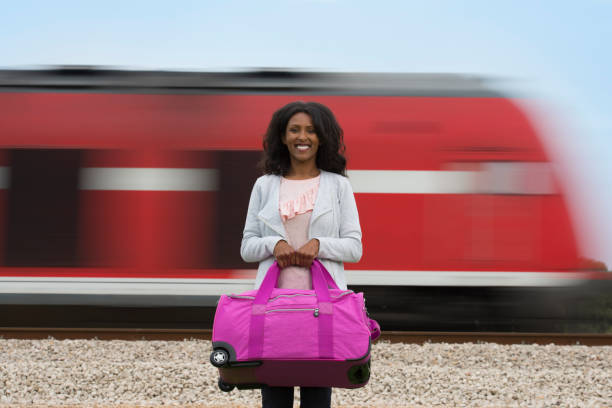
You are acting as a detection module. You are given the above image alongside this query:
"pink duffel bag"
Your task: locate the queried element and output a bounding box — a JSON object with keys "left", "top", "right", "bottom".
{"left": 210, "top": 259, "right": 381, "bottom": 392}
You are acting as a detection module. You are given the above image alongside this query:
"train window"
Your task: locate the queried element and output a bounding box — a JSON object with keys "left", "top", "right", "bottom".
{"left": 213, "top": 150, "right": 262, "bottom": 269}
{"left": 4, "top": 149, "right": 81, "bottom": 266}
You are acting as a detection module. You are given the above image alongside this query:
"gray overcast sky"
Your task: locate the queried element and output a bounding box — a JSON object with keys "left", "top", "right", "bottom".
{"left": 2, "top": 0, "right": 611, "bottom": 266}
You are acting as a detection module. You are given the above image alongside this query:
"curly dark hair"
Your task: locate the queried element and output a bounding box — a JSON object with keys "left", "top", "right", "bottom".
{"left": 261, "top": 101, "right": 347, "bottom": 176}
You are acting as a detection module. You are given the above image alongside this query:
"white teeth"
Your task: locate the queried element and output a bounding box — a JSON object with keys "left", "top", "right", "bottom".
{"left": 296, "top": 145, "right": 310, "bottom": 151}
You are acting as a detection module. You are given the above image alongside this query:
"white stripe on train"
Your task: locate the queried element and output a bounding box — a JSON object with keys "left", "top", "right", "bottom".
{"left": 0, "top": 165, "right": 554, "bottom": 194}
{"left": 79, "top": 168, "right": 219, "bottom": 191}
{"left": 0, "top": 270, "right": 594, "bottom": 306}
{"left": 0, "top": 270, "right": 587, "bottom": 297}
{"left": 348, "top": 165, "right": 555, "bottom": 195}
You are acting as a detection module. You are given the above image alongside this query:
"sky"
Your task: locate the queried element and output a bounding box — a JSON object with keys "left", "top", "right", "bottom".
{"left": 1, "top": 0, "right": 611, "bottom": 267}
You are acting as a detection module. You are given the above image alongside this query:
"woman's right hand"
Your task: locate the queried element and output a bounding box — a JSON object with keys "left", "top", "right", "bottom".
{"left": 273, "top": 240, "right": 294, "bottom": 268}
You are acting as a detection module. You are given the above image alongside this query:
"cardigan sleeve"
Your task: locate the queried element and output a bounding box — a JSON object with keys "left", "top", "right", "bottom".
{"left": 240, "top": 177, "right": 285, "bottom": 263}
{"left": 314, "top": 177, "right": 363, "bottom": 263}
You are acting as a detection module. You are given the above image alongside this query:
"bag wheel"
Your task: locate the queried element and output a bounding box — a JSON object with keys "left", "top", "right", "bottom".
{"left": 210, "top": 348, "right": 230, "bottom": 367}
{"left": 218, "top": 377, "right": 235, "bottom": 392}
{"left": 348, "top": 361, "right": 371, "bottom": 384}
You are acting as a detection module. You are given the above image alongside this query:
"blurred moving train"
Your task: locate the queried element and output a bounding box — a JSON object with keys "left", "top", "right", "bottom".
{"left": 0, "top": 67, "right": 609, "bottom": 331}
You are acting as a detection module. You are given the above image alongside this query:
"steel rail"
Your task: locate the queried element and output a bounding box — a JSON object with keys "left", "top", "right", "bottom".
{"left": 1, "top": 328, "right": 611, "bottom": 346}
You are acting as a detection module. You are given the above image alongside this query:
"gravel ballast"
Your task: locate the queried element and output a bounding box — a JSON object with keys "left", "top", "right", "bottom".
{"left": 0, "top": 338, "right": 610, "bottom": 407}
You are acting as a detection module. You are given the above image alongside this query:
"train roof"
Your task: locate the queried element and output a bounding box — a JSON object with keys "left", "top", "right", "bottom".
{"left": 0, "top": 66, "right": 505, "bottom": 97}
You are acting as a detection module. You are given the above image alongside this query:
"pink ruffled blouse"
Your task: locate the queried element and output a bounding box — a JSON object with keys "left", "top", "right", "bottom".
{"left": 277, "top": 175, "right": 320, "bottom": 289}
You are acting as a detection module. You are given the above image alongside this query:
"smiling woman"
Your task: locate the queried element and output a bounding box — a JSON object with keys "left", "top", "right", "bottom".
{"left": 244, "top": 100, "right": 361, "bottom": 291}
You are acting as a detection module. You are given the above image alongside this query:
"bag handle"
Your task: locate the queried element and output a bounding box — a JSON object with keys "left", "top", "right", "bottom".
{"left": 248, "top": 259, "right": 335, "bottom": 359}
{"left": 253, "top": 259, "right": 337, "bottom": 305}
{"left": 311, "top": 259, "right": 334, "bottom": 358}
{"left": 317, "top": 259, "right": 340, "bottom": 290}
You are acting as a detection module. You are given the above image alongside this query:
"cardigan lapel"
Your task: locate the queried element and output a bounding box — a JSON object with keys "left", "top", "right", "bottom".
{"left": 257, "top": 175, "right": 287, "bottom": 238}
{"left": 310, "top": 171, "right": 333, "bottom": 229}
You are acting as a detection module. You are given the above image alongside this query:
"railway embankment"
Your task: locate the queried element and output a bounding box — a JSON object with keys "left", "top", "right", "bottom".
{"left": 0, "top": 337, "right": 610, "bottom": 407}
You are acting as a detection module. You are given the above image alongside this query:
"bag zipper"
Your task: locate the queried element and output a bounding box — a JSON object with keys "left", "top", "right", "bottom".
{"left": 265, "top": 307, "right": 320, "bottom": 317}
{"left": 229, "top": 291, "right": 353, "bottom": 300}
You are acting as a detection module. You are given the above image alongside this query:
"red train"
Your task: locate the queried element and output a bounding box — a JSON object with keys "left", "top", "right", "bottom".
{"left": 0, "top": 67, "right": 607, "bottom": 329}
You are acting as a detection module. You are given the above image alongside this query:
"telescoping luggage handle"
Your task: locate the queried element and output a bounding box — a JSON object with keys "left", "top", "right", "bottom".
{"left": 248, "top": 259, "right": 337, "bottom": 360}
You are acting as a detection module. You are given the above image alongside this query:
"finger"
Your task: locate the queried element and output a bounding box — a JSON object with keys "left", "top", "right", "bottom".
{"left": 305, "top": 255, "right": 313, "bottom": 267}
{"left": 295, "top": 253, "right": 301, "bottom": 266}
{"left": 303, "top": 258, "right": 310, "bottom": 268}
{"left": 303, "top": 252, "right": 312, "bottom": 267}
{"left": 297, "top": 250, "right": 307, "bottom": 267}
{"left": 292, "top": 250, "right": 300, "bottom": 266}
{"left": 282, "top": 255, "right": 291, "bottom": 268}
{"left": 278, "top": 253, "right": 289, "bottom": 268}
{"left": 302, "top": 248, "right": 312, "bottom": 263}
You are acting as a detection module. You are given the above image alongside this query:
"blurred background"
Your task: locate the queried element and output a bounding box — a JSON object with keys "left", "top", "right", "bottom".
{"left": 0, "top": 0, "right": 610, "bottom": 332}
{"left": 1, "top": 0, "right": 610, "bottom": 268}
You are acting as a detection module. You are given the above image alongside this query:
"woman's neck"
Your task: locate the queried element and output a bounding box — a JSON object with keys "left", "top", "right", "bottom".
{"left": 285, "top": 162, "right": 320, "bottom": 180}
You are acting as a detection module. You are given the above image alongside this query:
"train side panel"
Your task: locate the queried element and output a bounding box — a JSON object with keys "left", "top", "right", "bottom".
{"left": 0, "top": 89, "right": 590, "bottom": 297}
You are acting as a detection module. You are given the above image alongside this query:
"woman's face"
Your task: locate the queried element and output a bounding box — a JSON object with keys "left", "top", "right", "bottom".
{"left": 282, "top": 112, "right": 320, "bottom": 166}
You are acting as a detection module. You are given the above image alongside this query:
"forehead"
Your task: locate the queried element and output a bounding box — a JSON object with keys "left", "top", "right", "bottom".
{"left": 287, "top": 112, "right": 313, "bottom": 125}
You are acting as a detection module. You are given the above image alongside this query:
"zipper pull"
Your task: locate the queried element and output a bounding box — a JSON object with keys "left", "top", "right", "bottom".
{"left": 313, "top": 308, "right": 319, "bottom": 317}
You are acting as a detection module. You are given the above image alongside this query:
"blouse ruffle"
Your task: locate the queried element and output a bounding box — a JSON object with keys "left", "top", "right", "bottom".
{"left": 279, "top": 177, "right": 320, "bottom": 221}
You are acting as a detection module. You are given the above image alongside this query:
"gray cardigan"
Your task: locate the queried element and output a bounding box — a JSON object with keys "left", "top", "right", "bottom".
{"left": 240, "top": 170, "right": 363, "bottom": 289}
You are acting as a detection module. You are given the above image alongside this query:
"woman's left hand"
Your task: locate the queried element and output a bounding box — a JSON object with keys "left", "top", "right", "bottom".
{"left": 295, "top": 239, "right": 319, "bottom": 267}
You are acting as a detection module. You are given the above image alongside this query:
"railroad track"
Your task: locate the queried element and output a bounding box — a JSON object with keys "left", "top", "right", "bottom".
{"left": 1, "top": 327, "right": 611, "bottom": 345}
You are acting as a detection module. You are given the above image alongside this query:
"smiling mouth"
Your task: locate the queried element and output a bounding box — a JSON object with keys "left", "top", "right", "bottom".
{"left": 296, "top": 145, "right": 311, "bottom": 151}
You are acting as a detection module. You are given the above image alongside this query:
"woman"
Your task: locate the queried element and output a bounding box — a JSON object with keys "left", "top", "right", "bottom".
{"left": 240, "top": 101, "right": 363, "bottom": 408}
